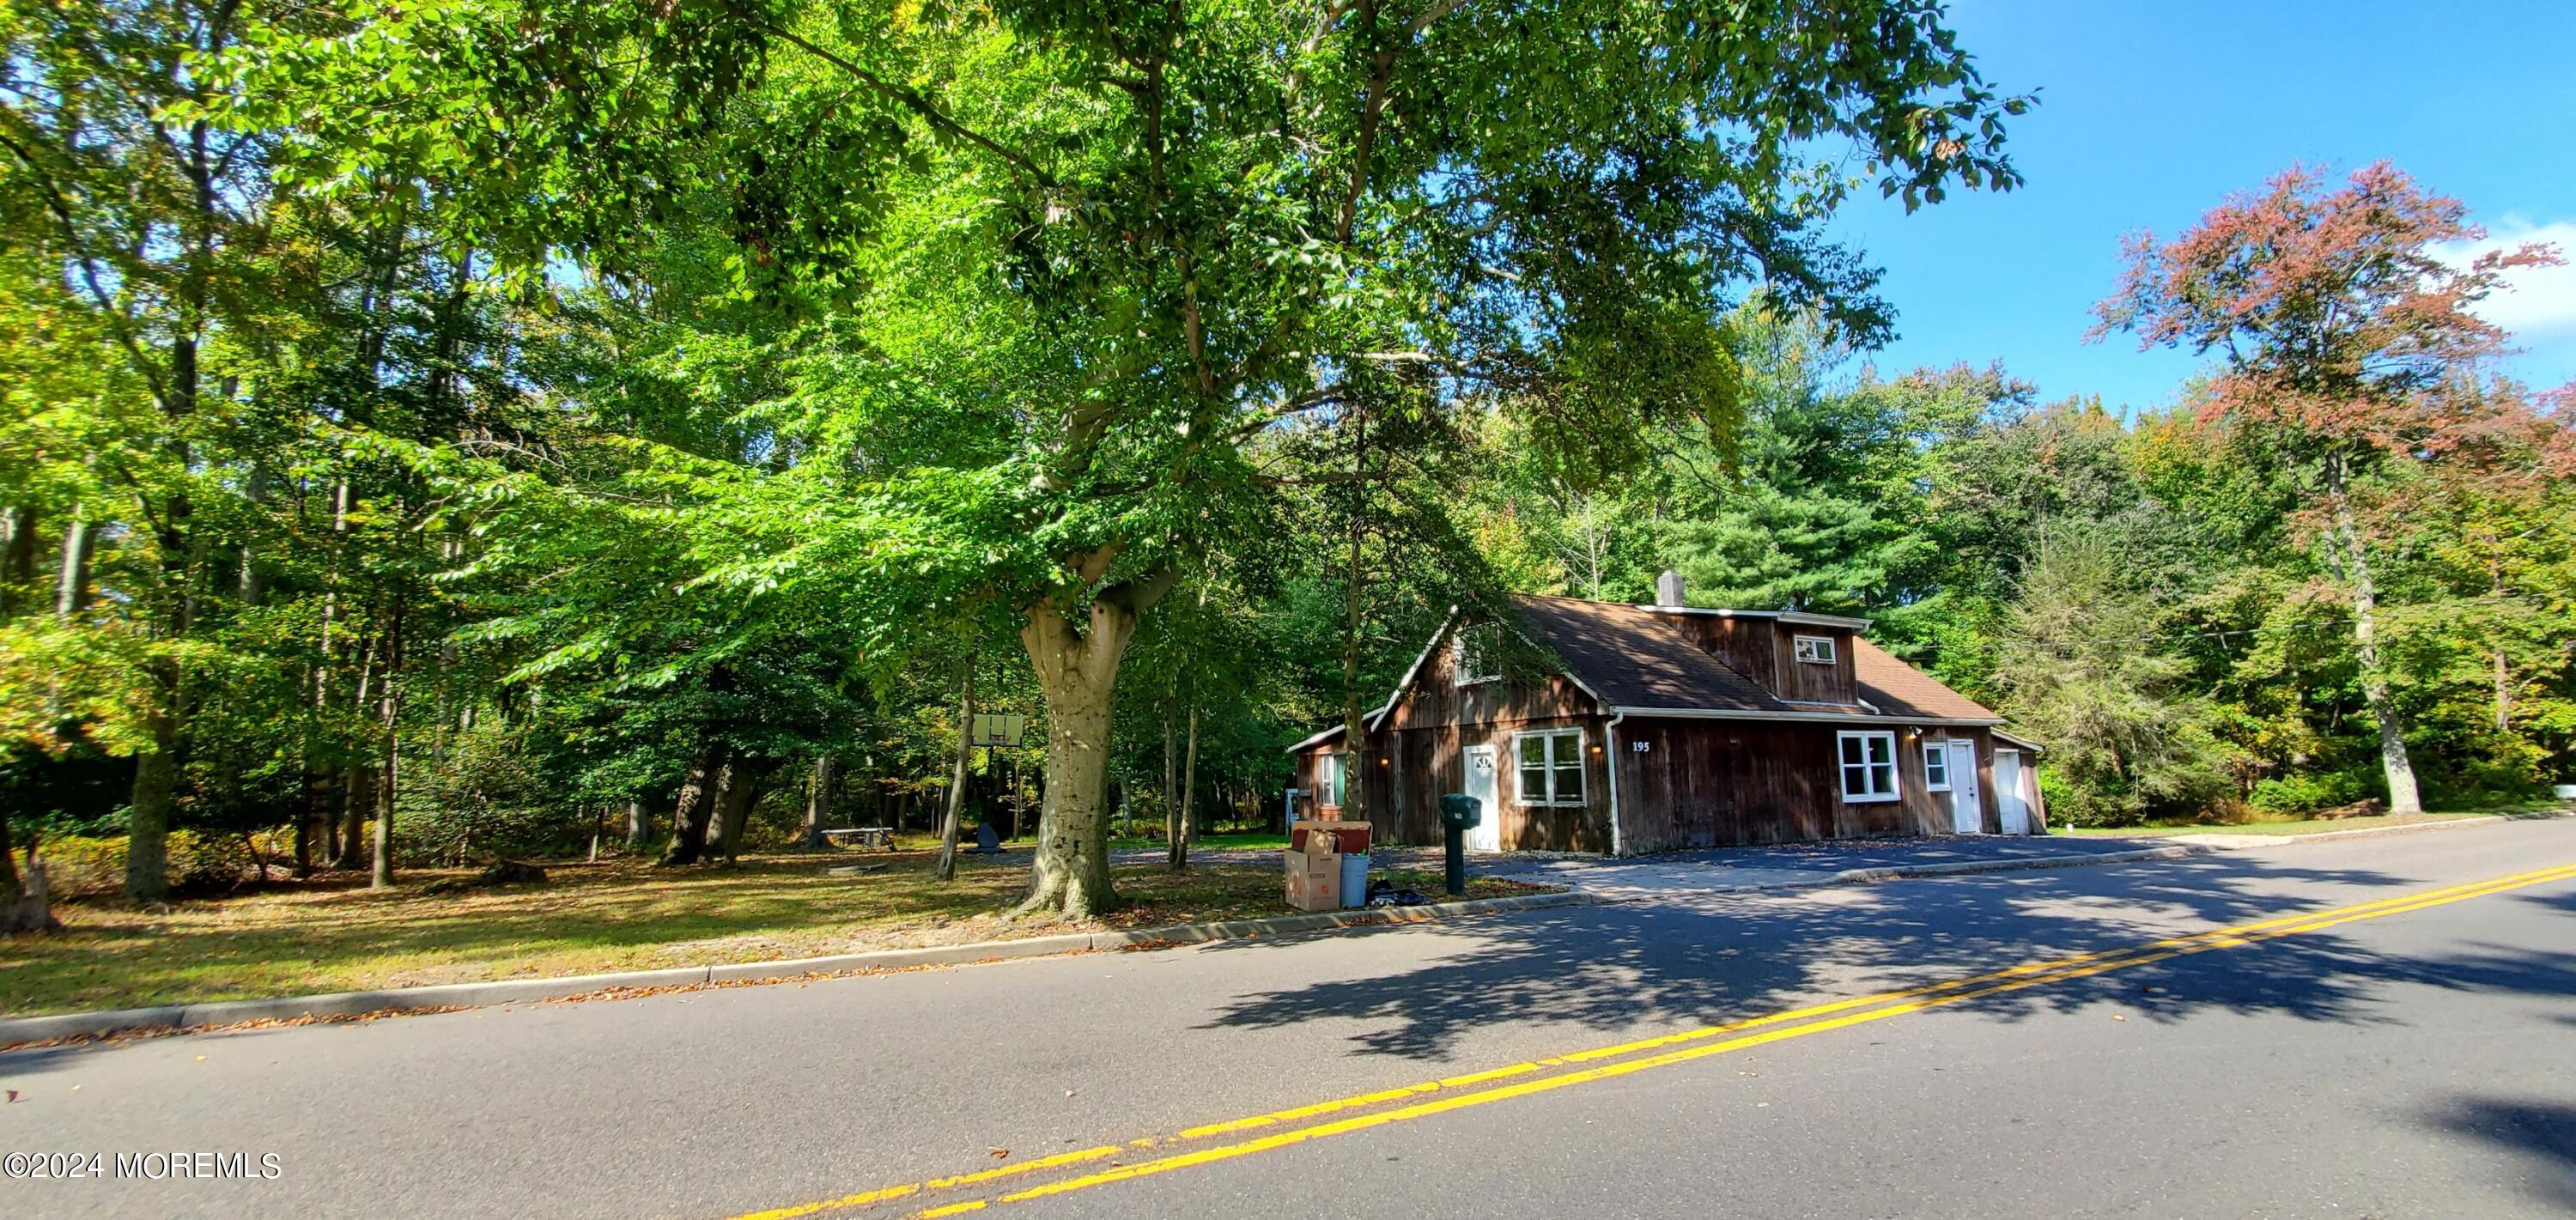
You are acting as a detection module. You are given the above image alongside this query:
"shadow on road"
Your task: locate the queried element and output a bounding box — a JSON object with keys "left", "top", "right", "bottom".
{"left": 1194, "top": 852, "right": 2576, "bottom": 1061}
{"left": 2423, "top": 1096, "right": 2576, "bottom": 1212}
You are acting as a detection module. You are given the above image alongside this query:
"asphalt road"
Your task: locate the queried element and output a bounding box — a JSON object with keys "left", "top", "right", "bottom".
{"left": 6, "top": 819, "right": 2573, "bottom": 1219}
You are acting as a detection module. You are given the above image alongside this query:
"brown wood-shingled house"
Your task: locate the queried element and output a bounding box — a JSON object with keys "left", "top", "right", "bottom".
{"left": 1288, "top": 573, "right": 2045, "bottom": 855}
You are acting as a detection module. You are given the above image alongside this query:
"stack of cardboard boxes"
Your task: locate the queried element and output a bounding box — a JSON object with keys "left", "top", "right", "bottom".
{"left": 1285, "top": 819, "right": 1370, "bottom": 912}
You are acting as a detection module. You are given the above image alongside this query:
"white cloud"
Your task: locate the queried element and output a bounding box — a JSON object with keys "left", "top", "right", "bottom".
{"left": 2434, "top": 215, "right": 2576, "bottom": 349}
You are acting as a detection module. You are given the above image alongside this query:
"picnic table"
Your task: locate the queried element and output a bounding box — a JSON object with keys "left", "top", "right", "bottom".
{"left": 822, "top": 827, "right": 896, "bottom": 852}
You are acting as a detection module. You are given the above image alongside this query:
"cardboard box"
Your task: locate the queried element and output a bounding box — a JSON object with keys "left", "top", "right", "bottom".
{"left": 1285, "top": 866, "right": 1342, "bottom": 912}
{"left": 1285, "top": 819, "right": 1369, "bottom": 912}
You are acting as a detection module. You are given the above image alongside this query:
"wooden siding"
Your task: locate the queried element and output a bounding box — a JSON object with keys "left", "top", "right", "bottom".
{"left": 1768, "top": 624, "right": 1858, "bottom": 705}
{"left": 1612, "top": 721, "right": 2000, "bottom": 852}
{"left": 1383, "top": 628, "right": 1599, "bottom": 730}
{"left": 1290, "top": 613, "right": 2028, "bottom": 853}
{"left": 1643, "top": 613, "right": 1858, "bottom": 707}
{"left": 1298, "top": 717, "right": 1611, "bottom": 852}
{"left": 1296, "top": 634, "right": 1612, "bottom": 851}
{"left": 1661, "top": 615, "right": 1778, "bottom": 693}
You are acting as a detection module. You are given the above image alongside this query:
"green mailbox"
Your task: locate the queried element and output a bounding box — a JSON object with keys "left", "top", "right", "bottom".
{"left": 1437, "top": 793, "right": 1480, "bottom": 895}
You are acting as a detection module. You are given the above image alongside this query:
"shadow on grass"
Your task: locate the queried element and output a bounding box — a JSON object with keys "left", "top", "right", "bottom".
{"left": 1191, "top": 850, "right": 2576, "bottom": 1062}
{"left": 0, "top": 852, "right": 1291, "bottom": 1017}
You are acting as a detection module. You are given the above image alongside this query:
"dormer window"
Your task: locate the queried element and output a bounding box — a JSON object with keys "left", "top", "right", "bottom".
{"left": 1454, "top": 623, "right": 1501, "bottom": 685}
{"left": 1793, "top": 634, "right": 1838, "bottom": 665}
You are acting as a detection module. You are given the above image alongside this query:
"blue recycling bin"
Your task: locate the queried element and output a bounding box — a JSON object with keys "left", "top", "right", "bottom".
{"left": 1340, "top": 852, "right": 1368, "bottom": 908}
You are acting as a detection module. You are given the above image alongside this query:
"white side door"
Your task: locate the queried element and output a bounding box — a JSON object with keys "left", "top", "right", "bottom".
{"left": 1996, "top": 750, "right": 2030, "bottom": 835}
{"left": 1947, "top": 740, "right": 1983, "bottom": 834}
{"left": 1463, "top": 744, "right": 1502, "bottom": 852}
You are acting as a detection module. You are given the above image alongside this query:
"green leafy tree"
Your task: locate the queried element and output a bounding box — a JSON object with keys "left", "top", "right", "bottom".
{"left": 1992, "top": 525, "right": 2233, "bottom": 826}
{"left": 2093, "top": 162, "right": 2561, "bottom": 814}
{"left": 236, "top": 0, "right": 2026, "bottom": 914}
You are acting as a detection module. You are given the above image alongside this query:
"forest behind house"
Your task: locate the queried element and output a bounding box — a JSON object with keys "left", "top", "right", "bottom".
{"left": 3, "top": 0, "right": 2572, "bottom": 937}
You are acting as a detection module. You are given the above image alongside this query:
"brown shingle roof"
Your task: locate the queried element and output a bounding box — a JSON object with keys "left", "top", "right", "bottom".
{"left": 1507, "top": 595, "right": 2001, "bottom": 725}
{"left": 1507, "top": 595, "right": 1787, "bottom": 713}
{"left": 1853, "top": 636, "right": 1999, "bottom": 721}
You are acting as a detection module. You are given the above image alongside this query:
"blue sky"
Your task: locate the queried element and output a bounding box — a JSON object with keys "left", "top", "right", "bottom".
{"left": 1823, "top": 0, "right": 2576, "bottom": 415}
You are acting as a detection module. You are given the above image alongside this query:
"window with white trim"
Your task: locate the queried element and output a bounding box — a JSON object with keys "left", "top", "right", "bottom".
{"left": 1923, "top": 741, "right": 1951, "bottom": 792}
{"left": 1315, "top": 752, "right": 1347, "bottom": 807}
{"left": 1453, "top": 623, "right": 1501, "bottom": 685}
{"left": 1838, "top": 731, "right": 1899, "bottom": 803}
{"left": 1516, "top": 729, "right": 1585, "bottom": 805}
{"left": 1793, "top": 634, "right": 1838, "bottom": 665}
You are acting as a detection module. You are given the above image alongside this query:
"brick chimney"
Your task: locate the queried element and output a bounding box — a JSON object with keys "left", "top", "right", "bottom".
{"left": 1655, "top": 569, "right": 1686, "bottom": 607}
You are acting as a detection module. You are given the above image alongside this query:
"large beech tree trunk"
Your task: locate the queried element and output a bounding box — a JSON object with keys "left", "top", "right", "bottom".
{"left": 659, "top": 741, "right": 727, "bottom": 865}
{"left": 1018, "top": 583, "right": 1163, "bottom": 918}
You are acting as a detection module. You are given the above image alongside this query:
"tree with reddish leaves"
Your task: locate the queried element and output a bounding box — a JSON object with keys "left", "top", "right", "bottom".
{"left": 2093, "top": 161, "right": 2563, "bottom": 814}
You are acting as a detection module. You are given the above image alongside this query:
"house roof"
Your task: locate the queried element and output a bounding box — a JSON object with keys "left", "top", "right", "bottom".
{"left": 1509, "top": 595, "right": 1790, "bottom": 713}
{"left": 1287, "top": 593, "right": 2006, "bottom": 753}
{"left": 1851, "top": 636, "right": 1998, "bottom": 722}
{"left": 1285, "top": 707, "right": 1390, "bottom": 754}
{"left": 1517, "top": 593, "right": 2003, "bottom": 727}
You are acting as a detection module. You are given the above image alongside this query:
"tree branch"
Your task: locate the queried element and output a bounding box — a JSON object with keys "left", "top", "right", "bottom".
{"left": 763, "top": 25, "right": 1056, "bottom": 190}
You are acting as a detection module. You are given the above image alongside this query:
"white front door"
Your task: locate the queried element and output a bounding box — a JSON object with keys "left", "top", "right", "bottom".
{"left": 1996, "top": 750, "right": 2030, "bottom": 835}
{"left": 1463, "top": 744, "right": 1502, "bottom": 852}
{"left": 1947, "top": 740, "right": 1983, "bottom": 834}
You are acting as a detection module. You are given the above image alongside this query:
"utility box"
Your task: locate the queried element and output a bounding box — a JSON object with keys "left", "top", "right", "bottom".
{"left": 1285, "top": 820, "right": 1369, "bottom": 912}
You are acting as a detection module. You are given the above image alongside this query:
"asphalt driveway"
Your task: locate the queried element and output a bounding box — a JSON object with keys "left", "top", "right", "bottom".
{"left": 1470, "top": 831, "right": 2170, "bottom": 895}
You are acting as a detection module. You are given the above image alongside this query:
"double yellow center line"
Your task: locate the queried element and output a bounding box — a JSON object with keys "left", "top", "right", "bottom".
{"left": 737, "top": 861, "right": 2576, "bottom": 1220}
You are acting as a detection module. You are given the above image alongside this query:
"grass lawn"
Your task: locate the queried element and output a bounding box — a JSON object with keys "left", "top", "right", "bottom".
{"left": 2055, "top": 805, "right": 2564, "bottom": 839}
{"left": 0, "top": 849, "right": 1548, "bottom": 1018}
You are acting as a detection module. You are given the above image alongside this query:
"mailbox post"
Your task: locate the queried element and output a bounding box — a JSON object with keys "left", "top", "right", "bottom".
{"left": 1437, "top": 793, "right": 1482, "bottom": 896}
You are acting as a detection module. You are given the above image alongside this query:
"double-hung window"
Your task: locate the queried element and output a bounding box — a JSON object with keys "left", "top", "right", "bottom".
{"left": 1516, "top": 729, "right": 1585, "bottom": 805}
{"left": 1923, "top": 742, "right": 1951, "bottom": 792}
{"left": 1838, "top": 731, "right": 1899, "bottom": 803}
{"left": 1316, "top": 752, "right": 1347, "bottom": 807}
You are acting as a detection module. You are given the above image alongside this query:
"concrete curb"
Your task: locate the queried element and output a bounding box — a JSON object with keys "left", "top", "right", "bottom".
{"left": 0, "top": 891, "right": 1593, "bottom": 1047}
